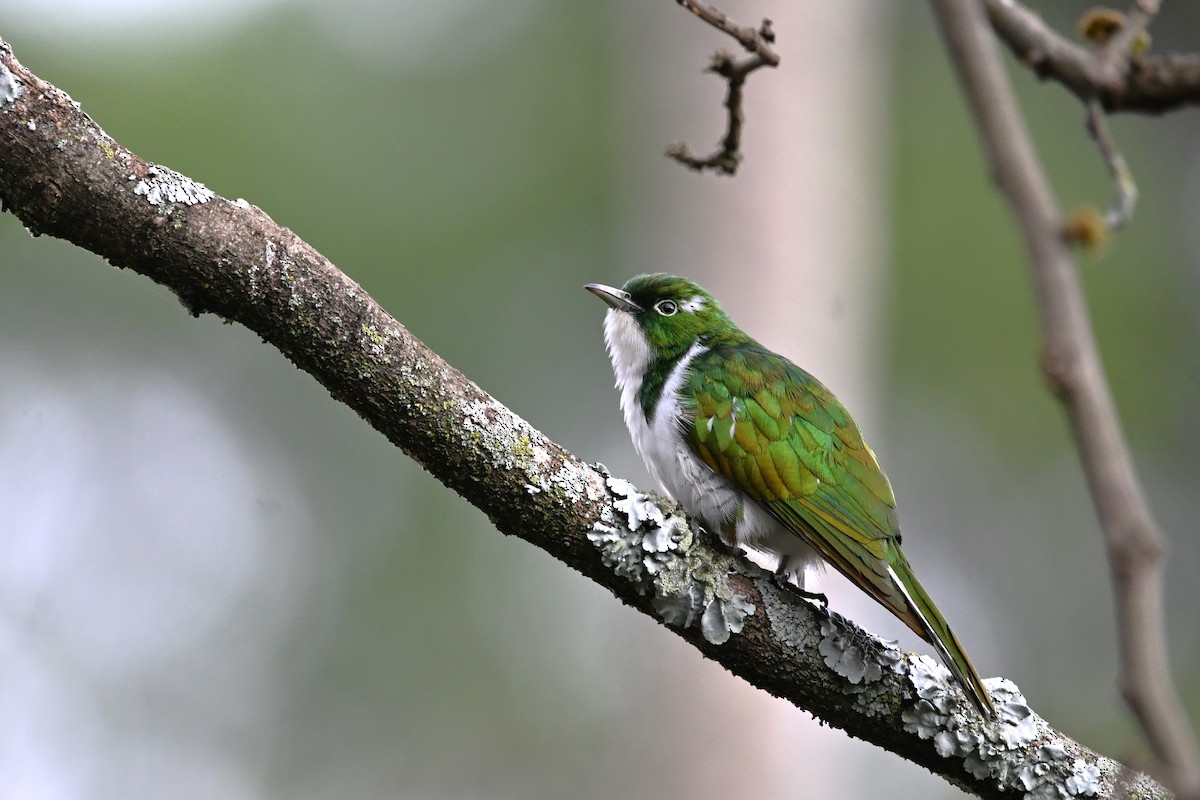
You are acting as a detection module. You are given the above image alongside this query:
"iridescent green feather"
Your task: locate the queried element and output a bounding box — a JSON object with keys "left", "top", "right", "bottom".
{"left": 683, "top": 343, "right": 995, "bottom": 717}
{"left": 587, "top": 273, "right": 993, "bottom": 716}
{"left": 685, "top": 345, "right": 898, "bottom": 539}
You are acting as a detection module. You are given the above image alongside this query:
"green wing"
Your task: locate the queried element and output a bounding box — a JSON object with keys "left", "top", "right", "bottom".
{"left": 684, "top": 344, "right": 995, "bottom": 717}
{"left": 685, "top": 345, "right": 905, "bottom": 605}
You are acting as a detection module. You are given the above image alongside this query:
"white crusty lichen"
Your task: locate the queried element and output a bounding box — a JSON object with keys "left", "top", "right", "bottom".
{"left": 132, "top": 164, "right": 215, "bottom": 207}
{"left": 589, "top": 476, "right": 755, "bottom": 645}
{"left": 0, "top": 63, "right": 22, "bottom": 106}
{"left": 814, "top": 612, "right": 1124, "bottom": 796}
{"left": 457, "top": 398, "right": 605, "bottom": 509}
{"left": 817, "top": 612, "right": 905, "bottom": 693}
{"left": 900, "top": 671, "right": 1118, "bottom": 798}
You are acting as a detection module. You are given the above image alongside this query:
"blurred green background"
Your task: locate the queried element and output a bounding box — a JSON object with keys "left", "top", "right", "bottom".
{"left": 1, "top": 2, "right": 1197, "bottom": 798}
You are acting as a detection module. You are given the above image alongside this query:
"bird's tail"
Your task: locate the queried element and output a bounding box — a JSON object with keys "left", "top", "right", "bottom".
{"left": 886, "top": 549, "right": 996, "bottom": 719}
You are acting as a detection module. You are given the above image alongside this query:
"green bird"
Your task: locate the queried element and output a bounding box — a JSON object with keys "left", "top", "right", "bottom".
{"left": 586, "top": 273, "right": 995, "bottom": 718}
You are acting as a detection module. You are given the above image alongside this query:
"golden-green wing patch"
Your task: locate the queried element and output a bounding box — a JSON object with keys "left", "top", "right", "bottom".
{"left": 684, "top": 344, "right": 903, "bottom": 588}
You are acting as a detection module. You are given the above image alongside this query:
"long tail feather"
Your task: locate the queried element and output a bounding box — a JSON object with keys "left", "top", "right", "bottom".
{"left": 886, "top": 550, "right": 995, "bottom": 718}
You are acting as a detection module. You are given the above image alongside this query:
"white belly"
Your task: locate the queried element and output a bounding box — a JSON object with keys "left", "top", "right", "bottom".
{"left": 637, "top": 404, "right": 820, "bottom": 580}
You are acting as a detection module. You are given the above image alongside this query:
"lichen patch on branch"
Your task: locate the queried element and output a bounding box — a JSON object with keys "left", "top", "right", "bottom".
{"left": 0, "top": 63, "right": 22, "bottom": 106}
{"left": 900, "top": 674, "right": 1111, "bottom": 797}
{"left": 589, "top": 476, "right": 755, "bottom": 645}
{"left": 132, "top": 164, "right": 215, "bottom": 207}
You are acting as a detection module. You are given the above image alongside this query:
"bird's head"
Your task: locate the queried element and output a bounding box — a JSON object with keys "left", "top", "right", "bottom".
{"left": 585, "top": 274, "right": 736, "bottom": 366}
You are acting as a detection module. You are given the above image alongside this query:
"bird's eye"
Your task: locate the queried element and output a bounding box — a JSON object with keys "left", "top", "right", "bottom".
{"left": 655, "top": 300, "right": 678, "bottom": 316}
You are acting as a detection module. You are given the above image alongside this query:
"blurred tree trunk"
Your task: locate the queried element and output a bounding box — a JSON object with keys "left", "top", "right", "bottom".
{"left": 612, "top": 3, "right": 967, "bottom": 798}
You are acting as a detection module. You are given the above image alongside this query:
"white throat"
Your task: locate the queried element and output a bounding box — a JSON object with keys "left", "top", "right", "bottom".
{"left": 601, "top": 309, "right": 653, "bottom": 438}
{"left": 600, "top": 309, "right": 709, "bottom": 494}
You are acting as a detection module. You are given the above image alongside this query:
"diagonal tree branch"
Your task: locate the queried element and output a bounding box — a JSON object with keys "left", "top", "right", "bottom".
{"left": 929, "top": 2, "right": 1200, "bottom": 796}
{"left": 0, "top": 37, "right": 1171, "bottom": 800}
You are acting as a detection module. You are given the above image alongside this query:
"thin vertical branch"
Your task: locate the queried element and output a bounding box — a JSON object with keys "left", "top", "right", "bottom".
{"left": 1084, "top": 100, "right": 1138, "bottom": 231}
{"left": 929, "top": 1, "right": 1200, "bottom": 795}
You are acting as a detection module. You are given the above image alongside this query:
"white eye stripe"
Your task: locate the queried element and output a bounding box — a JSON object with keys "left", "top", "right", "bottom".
{"left": 654, "top": 295, "right": 705, "bottom": 316}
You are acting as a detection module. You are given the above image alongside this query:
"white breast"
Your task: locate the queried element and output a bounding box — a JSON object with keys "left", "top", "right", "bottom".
{"left": 600, "top": 312, "right": 742, "bottom": 535}
{"left": 601, "top": 309, "right": 819, "bottom": 579}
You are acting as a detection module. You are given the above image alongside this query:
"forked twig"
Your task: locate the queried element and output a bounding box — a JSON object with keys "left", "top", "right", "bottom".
{"left": 667, "top": 0, "right": 780, "bottom": 175}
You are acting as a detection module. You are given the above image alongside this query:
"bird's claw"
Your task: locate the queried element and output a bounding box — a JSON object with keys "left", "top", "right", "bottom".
{"left": 772, "top": 571, "right": 829, "bottom": 607}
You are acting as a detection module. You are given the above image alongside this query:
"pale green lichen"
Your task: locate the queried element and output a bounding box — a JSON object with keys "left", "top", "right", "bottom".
{"left": 459, "top": 398, "right": 603, "bottom": 509}
{"left": 900, "top": 672, "right": 1109, "bottom": 798}
{"left": 588, "top": 477, "right": 690, "bottom": 585}
{"left": 589, "top": 477, "right": 755, "bottom": 645}
{"left": 1063, "top": 759, "right": 1101, "bottom": 796}
{"left": 817, "top": 613, "right": 904, "bottom": 691}
{"left": 700, "top": 592, "right": 755, "bottom": 645}
{"left": 359, "top": 322, "right": 395, "bottom": 364}
{"left": 521, "top": 445, "right": 603, "bottom": 507}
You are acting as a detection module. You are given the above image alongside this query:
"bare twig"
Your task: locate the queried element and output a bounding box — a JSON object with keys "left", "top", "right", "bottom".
{"left": 984, "top": 0, "right": 1200, "bottom": 113}
{"left": 930, "top": 1, "right": 1200, "bottom": 795}
{"left": 1084, "top": 100, "right": 1138, "bottom": 231}
{"left": 0, "top": 36, "right": 1173, "bottom": 799}
{"left": 668, "top": 1, "right": 779, "bottom": 174}
{"left": 993, "top": 5, "right": 1142, "bottom": 244}
{"left": 675, "top": 0, "right": 779, "bottom": 62}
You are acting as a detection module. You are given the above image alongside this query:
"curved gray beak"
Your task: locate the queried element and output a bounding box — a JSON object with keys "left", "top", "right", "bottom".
{"left": 585, "top": 283, "right": 642, "bottom": 313}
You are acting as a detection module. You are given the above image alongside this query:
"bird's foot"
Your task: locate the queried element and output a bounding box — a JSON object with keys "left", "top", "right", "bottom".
{"left": 772, "top": 571, "right": 829, "bottom": 608}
